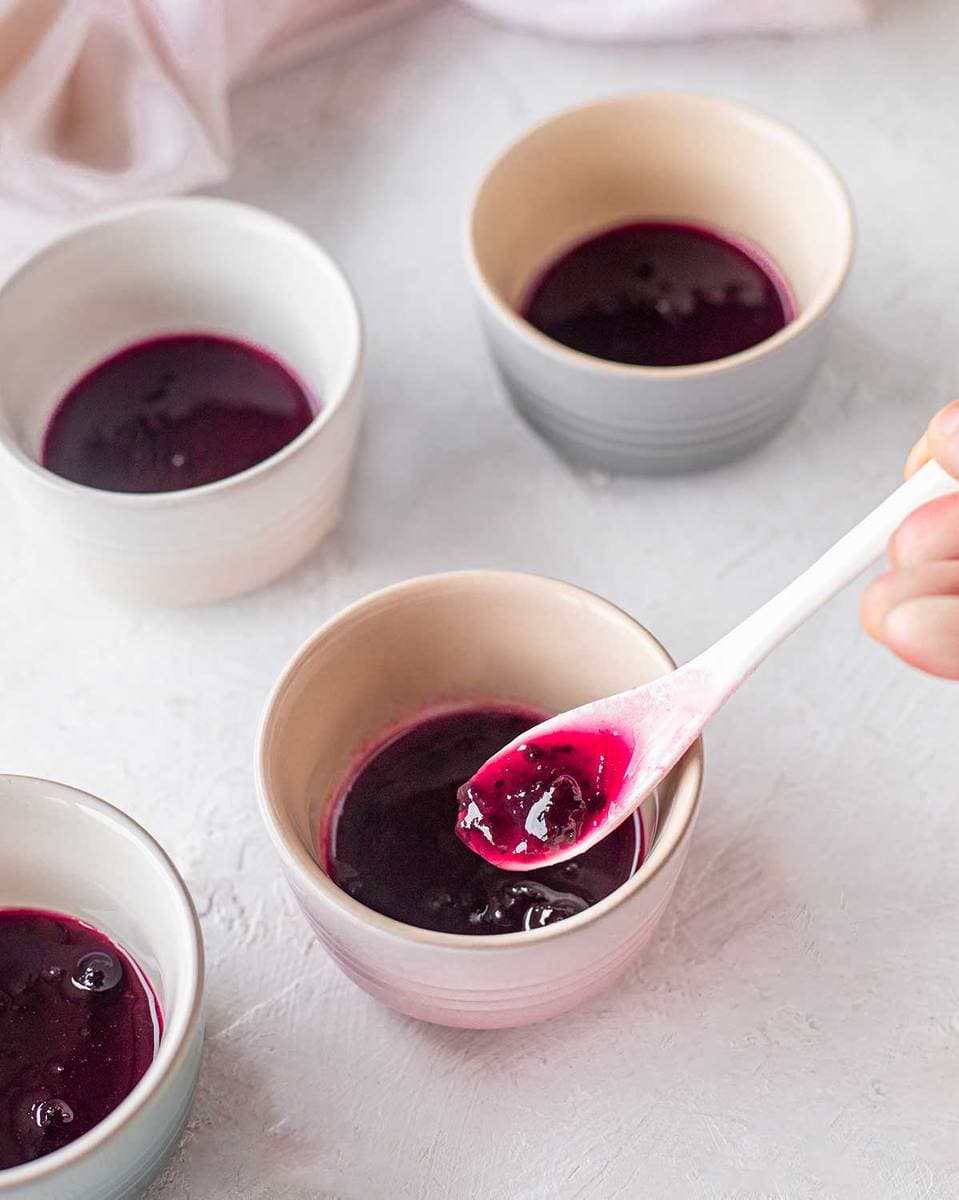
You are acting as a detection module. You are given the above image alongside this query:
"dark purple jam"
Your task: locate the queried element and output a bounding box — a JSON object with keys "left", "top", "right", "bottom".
{"left": 522, "top": 221, "right": 794, "bottom": 367}
{"left": 0, "top": 909, "right": 160, "bottom": 1170}
{"left": 457, "top": 725, "right": 633, "bottom": 867}
{"left": 41, "top": 333, "right": 317, "bottom": 493}
{"left": 325, "top": 708, "right": 640, "bottom": 935}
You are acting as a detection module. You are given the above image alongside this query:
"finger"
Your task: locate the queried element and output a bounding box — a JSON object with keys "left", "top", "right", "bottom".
{"left": 928, "top": 400, "right": 959, "bottom": 479}
{"left": 881, "top": 595, "right": 959, "bottom": 679}
{"left": 904, "top": 433, "right": 931, "bottom": 480}
{"left": 860, "top": 561, "right": 959, "bottom": 639}
{"left": 888, "top": 494, "right": 959, "bottom": 567}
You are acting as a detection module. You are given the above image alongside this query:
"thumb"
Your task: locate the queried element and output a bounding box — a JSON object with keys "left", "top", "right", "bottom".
{"left": 927, "top": 400, "right": 959, "bottom": 480}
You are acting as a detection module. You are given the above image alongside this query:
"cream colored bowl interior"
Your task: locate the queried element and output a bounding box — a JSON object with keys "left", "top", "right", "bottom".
{"left": 470, "top": 92, "right": 852, "bottom": 323}
{"left": 261, "top": 571, "right": 699, "bottom": 891}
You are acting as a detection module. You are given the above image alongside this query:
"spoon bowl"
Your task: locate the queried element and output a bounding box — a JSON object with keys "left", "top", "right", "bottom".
{"left": 456, "top": 669, "right": 708, "bottom": 867}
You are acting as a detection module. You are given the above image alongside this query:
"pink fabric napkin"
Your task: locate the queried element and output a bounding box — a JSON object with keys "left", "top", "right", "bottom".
{"left": 0, "top": 0, "right": 868, "bottom": 247}
{"left": 0, "top": 0, "right": 418, "bottom": 217}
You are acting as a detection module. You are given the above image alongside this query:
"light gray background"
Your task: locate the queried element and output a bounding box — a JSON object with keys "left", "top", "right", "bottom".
{"left": 1, "top": 2, "right": 956, "bottom": 1197}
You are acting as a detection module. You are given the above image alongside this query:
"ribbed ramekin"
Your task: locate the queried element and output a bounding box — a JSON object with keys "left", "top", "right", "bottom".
{"left": 0, "top": 198, "right": 363, "bottom": 604}
{"left": 466, "top": 93, "right": 854, "bottom": 473}
{"left": 0, "top": 775, "right": 204, "bottom": 1200}
{"left": 256, "top": 570, "right": 703, "bottom": 1029}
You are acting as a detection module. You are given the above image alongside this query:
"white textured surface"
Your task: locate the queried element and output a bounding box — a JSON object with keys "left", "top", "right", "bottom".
{"left": 1, "top": 1, "right": 958, "bottom": 1196}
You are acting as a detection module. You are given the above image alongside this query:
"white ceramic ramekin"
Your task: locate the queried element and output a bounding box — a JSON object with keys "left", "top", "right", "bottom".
{"left": 256, "top": 570, "right": 703, "bottom": 1029}
{"left": 466, "top": 92, "right": 855, "bottom": 473}
{"left": 0, "top": 198, "right": 363, "bottom": 605}
{"left": 0, "top": 775, "right": 204, "bottom": 1200}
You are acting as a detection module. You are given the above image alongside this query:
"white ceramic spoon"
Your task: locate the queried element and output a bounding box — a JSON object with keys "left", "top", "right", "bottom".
{"left": 458, "top": 459, "right": 959, "bottom": 870}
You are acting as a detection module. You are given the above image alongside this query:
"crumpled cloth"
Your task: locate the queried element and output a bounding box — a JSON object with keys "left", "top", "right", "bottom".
{"left": 0, "top": 0, "right": 419, "bottom": 216}
{"left": 0, "top": 0, "right": 869, "bottom": 244}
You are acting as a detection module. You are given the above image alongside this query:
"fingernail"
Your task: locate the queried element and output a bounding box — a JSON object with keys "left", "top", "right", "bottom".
{"left": 904, "top": 434, "right": 930, "bottom": 479}
{"left": 880, "top": 598, "right": 921, "bottom": 648}
{"left": 931, "top": 400, "right": 959, "bottom": 442}
{"left": 881, "top": 595, "right": 959, "bottom": 679}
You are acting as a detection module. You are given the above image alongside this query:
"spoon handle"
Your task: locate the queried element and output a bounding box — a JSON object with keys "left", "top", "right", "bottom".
{"left": 692, "top": 459, "right": 959, "bottom": 685}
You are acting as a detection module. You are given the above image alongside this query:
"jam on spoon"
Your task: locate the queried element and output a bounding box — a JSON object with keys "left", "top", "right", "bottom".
{"left": 456, "top": 725, "right": 633, "bottom": 867}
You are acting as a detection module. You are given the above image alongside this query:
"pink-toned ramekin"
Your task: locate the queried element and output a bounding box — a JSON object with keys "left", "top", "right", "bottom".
{"left": 256, "top": 570, "right": 703, "bottom": 1029}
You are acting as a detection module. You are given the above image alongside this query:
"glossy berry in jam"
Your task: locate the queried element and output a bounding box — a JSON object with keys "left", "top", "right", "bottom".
{"left": 0, "top": 909, "right": 160, "bottom": 1170}
{"left": 324, "top": 708, "right": 640, "bottom": 936}
{"left": 41, "top": 333, "right": 317, "bottom": 494}
{"left": 522, "top": 221, "right": 793, "bottom": 367}
{"left": 456, "top": 726, "right": 633, "bottom": 866}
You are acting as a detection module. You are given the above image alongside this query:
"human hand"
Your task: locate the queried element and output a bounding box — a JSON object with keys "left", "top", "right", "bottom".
{"left": 860, "top": 402, "right": 959, "bottom": 679}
